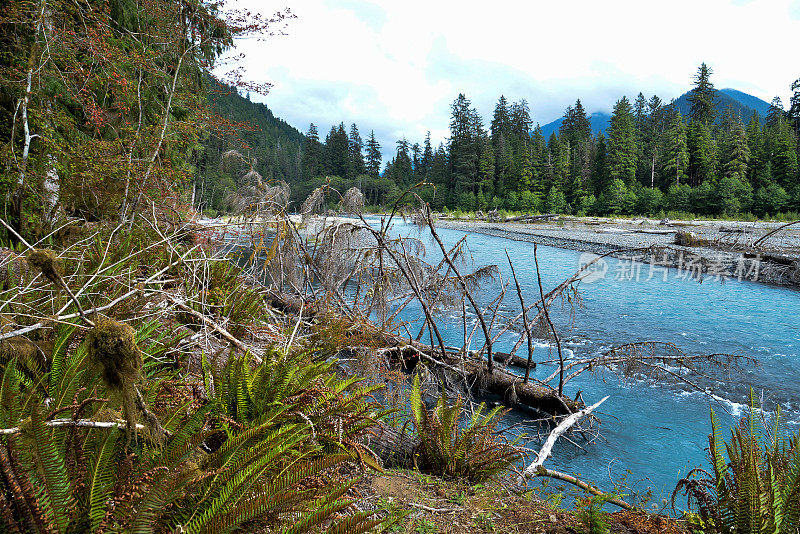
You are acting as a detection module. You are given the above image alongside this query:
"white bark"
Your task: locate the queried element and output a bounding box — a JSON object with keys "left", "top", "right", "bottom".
{"left": 517, "top": 395, "right": 609, "bottom": 485}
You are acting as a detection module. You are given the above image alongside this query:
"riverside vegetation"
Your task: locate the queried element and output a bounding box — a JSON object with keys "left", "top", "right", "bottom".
{"left": 1, "top": 0, "right": 798, "bottom": 531}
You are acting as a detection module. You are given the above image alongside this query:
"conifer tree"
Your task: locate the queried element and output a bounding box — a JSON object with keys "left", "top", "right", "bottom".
{"left": 663, "top": 111, "right": 689, "bottom": 186}
{"left": 421, "top": 132, "right": 434, "bottom": 176}
{"left": 789, "top": 77, "right": 800, "bottom": 137}
{"left": 365, "top": 130, "right": 382, "bottom": 177}
{"left": 771, "top": 119, "right": 799, "bottom": 188}
{"left": 591, "top": 133, "right": 610, "bottom": 195}
{"left": 687, "top": 120, "right": 715, "bottom": 186}
{"left": 721, "top": 110, "right": 750, "bottom": 181}
{"left": 530, "top": 125, "right": 548, "bottom": 194}
{"left": 448, "top": 94, "right": 481, "bottom": 198}
{"left": 745, "top": 112, "right": 766, "bottom": 187}
{"left": 348, "top": 124, "right": 365, "bottom": 178}
{"left": 302, "top": 123, "right": 323, "bottom": 179}
{"left": 766, "top": 97, "right": 786, "bottom": 128}
{"left": 411, "top": 143, "right": 421, "bottom": 176}
{"left": 608, "top": 97, "right": 637, "bottom": 185}
{"left": 688, "top": 62, "right": 717, "bottom": 125}
{"left": 391, "top": 138, "right": 413, "bottom": 185}
{"left": 325, "top": 123, "right": 350, "bottom": 178}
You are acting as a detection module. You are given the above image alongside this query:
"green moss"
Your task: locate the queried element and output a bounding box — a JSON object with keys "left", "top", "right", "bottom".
{"left": 87, "top": 320, "right": 142, "bottom": 442}
{"left": 25, "top": 248, "right": 62, "bottom": 286}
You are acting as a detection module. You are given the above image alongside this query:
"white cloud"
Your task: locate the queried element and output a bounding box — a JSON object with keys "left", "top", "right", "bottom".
{"left": 220, "top": 0, "right": 800, "bottom": 160}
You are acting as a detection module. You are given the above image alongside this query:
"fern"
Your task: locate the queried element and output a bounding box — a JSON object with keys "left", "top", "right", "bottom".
{"left": 409, "top": 375, "right": 522, "bottom": 483}
{"left": 675, "top": 390, "right": 800, "bottom": 534}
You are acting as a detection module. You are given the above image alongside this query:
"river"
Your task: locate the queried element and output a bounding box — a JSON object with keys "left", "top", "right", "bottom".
{"left": 381, "top": 217, "right": 800, "bottom": 503}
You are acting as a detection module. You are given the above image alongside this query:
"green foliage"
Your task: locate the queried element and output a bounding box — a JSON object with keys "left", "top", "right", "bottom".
{"left": 673, "top": 390, "right": 800, "bottom": 534}
{"left": 546, "top": 186, "right": 567, "bottom": 214}
{"left": 0, "top": 319, "right": 388, "bottom": 532}
{"left": 408, "top": 376, "right": 522, "bottom": 483}
{"left": 206, "top": 348, "right": 384, "bottom": 463}
{"left": 577, "top": 494, "right": 614, "bottom": 534}
{"left": 182, "top": 260, "right": 267, "bottom": 337}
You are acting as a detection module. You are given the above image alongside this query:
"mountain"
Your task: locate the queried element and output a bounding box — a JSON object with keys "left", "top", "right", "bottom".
{"left": 673, "top": 88, "right": 771, "bottom": 123}
{"left": 539, "top": 112, "right": 611, "bottom": 139}
{"left": 538, "top": 88, "right": 772, "bottom": 138}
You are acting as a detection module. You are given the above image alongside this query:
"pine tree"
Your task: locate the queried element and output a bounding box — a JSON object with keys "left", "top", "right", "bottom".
{"left": 448, "top": 94, "right": 481, "bottom": 198}
{"left": 365, "top": 130, "right": 382, "bottom": 177}
{"left": 348, "top": 124, "right": 365, "bottom": 178}
{"left": 491, "top": 96, "right": 511, "bottom": 147}
{"left": 720, "top": 109, "right": 750, "bottom": 181}
{"left": 421, "top": 132, "right": 433, "bottom": 176}
{"left": 411, "top": 143, "right": 421, "bottom": 176}
{"left": 766, "top": 96, "right": 786, "bottom": 128}
{"left": 608, "top": 97, "right": 637, "bottom": 185}
{"left": 324, "top": 123, "right": 350, "bottom": 178}
{"left": 530, "top": 125, "right": 548, "bottom": 194}
{"left": 590, "top": 133, "right": 610, "bottom": 195}
{"left": 302, "top": 123, "right": 323, "bottom": 179}
{"left": 391, "top": 138, "right": 413, "bottom": 185}
{"left": 771, "top": 119, "right": 799, "bottom": 189}
{"left": 745, "top": 112, "right": 765, "bottom": 187}
{"left": 789, "top": 77, "right": 800, "bottom": 137}
{"left": 687, "top": 119, "right": 715, "bottom": 186}
{"left": 663, "top": 111, "right": 689, "bottom": 186}
{"left": 688, "top": 62, "right": 717, "bottom": 125}
{"left": 643, "top": 95, "right": 666, "bottom": 188}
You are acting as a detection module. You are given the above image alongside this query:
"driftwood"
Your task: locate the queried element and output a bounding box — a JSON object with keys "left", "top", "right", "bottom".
{"left": 503, "top": 213, "right": 558, "bottom": 223}
{"left": 514, "top": 395, "right": 633, "bottom": 510}
{"left": 518, "top": 395, "right": 608, "bottom": 483}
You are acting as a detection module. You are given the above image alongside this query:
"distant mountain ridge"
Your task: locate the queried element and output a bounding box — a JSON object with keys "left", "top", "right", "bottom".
{"left": 539, "top": 88, "right": 772, "bottom": 138}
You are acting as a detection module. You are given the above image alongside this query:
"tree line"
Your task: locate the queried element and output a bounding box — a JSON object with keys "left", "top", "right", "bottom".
{"left": 299, "top": 64, "right": 800, "bottom": 218}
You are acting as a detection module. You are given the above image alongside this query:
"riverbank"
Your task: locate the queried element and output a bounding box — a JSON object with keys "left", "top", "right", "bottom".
{"left": 436, "top": 216, "right": 800, "bottom": 288}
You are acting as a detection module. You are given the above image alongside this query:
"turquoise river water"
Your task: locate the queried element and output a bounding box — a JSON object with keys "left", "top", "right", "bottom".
{"left": 380, "top": 218, "right": 800, "bottom": 503}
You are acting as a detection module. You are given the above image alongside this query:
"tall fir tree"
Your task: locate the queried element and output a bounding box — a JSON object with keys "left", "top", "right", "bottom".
{"left": 365, "top": 130, "right": 382, "bottom": 177}
{"left": 448, "top": 93, "right": 481, "bottom": 198}
{"left": 302, "top": 123, "right": 323, "bottom": 179}
{"left": 745, "top": 112, "right": 766, "bottom": 187}
{"left": 771, "top": 118, "right": 799, "bottom": 188}
{"left": 348, "top": 123, "right": 365, "bottom": 178}
{"left": 720, "top": 108, "right": 750, "bottom": 181}
{"left": 789, "top": 77, "right": 800, "bottom": 137}
{"left": 325, "top": 123, "right": 349, "bottom": 177}
{"left": 687, "top": 119, "right": 716, "bottom": 186}
{"left": 688, "top": 62, "right": 717, "bottom": 125}
{"left": 662, "top": 111, "right": 689, "bottom": 186}
{"left": 643, "top": 95, "right": 665, "bottom": 187}
{"left": 421, "top": 132, "right": 434, "bottom": 176}
{"left": 766, "top": 96, "right": 786, "bottom": 128}
{"left": 591, "top": 133, "right": 610, "bottom": 194}
{"left": 607, "top": 97, "right": 637, "bottom": 185}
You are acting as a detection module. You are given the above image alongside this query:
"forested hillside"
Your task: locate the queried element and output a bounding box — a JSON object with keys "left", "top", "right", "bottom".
{"left": 193, "top": 80, "right": 305, "bottom": 215}
{"left": 297, "top": 64, "right": 800, "bottom": 218}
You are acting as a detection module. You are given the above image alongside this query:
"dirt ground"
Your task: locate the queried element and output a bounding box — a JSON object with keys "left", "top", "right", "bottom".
{"left": 353, "top": 470, "right": 690, "bottom": 534}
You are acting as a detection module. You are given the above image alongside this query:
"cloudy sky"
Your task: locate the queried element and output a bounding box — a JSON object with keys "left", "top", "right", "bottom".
{"left": 222, "top": 0, "right": 800, "bottom": 159}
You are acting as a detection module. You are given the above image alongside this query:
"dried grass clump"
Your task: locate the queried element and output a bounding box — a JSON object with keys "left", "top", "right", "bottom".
{"left": 25, "top": 248, "right": 62, "bottom": 285}
{"left": 87, "top": 320, "right": 142, "bottom": 440}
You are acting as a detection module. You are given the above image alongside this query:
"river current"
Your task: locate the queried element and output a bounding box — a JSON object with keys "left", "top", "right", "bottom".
{"left": 382, "top": 218, "right": 800, "bottom": 502}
